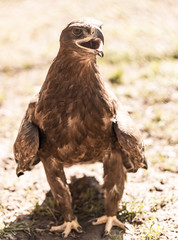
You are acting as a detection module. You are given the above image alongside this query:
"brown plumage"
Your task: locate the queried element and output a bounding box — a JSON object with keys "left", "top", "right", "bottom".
{"left": 13, "top": 17, "right": 147, "bottom": 238}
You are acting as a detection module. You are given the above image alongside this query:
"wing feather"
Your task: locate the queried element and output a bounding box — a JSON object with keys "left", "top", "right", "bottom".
{"left": 113, "top": 103, "right": 147, "bottom": 172}
{"left": 13, "top": 99, "right": 40, "bottom": 177}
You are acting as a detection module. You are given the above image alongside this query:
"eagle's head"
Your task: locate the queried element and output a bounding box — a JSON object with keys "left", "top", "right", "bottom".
{"left": 60, "top": 17, "right": 104, "bottom": 58}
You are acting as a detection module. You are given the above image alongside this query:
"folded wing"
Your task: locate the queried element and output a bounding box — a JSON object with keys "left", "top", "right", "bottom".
{"left": 13, "top": 112, "right": 40, "bottom": 177}
{"left": 112, "top": 103, "right": 147, "bottom": 172}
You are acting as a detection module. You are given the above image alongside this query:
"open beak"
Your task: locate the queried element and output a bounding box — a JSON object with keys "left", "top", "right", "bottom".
{"left": 77, "top": 27, "right": 104, "bottom": 57}
{"left": 93, "top": 28, "right": 104, "bottom": 57}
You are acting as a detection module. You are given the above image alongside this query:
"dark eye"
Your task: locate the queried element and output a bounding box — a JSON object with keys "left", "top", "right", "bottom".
{"left": 72, "top": 28, "right": 83, "bottom": 36}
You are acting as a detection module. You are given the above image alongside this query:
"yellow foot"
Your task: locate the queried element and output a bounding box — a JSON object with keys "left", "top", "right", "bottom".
{"left": 92, "top": 215, "right": 126, "bottom": 236}
{"left": 50, "top": 218, "right": 83, "bottom": 238}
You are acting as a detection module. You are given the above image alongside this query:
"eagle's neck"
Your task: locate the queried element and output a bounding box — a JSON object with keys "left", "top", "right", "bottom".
{"left": 51, "top": 50, "right": 102, "bottom": 86}
{"left": 40, "top": 50, "right": 115, "bottom": 116}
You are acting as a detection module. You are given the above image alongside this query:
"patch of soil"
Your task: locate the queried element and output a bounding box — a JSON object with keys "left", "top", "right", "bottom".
{"left": 1, "top": 176, "right": 125, "bottom": 240}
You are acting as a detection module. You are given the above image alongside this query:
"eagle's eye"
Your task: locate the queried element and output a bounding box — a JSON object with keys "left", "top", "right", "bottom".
{"left": 72, "top": 27, "right": 83, "bottom": 36}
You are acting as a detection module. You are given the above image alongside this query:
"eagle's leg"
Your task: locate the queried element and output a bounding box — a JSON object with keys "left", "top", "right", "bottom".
{"left": 92, "top": 151, "right": 126, "bottom": 236}
{"left": 42, "top": 159, "right": 83, "bottom": 238}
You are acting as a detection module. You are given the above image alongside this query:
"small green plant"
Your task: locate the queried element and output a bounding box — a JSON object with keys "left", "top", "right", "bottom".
{"left": 153, "top": 111, "right": 162, "bottom": 123}
{"left": 0, "top": 221, "right": 34, "bottom": 238}
{"left": 139, "top": 216, "right": 168, "bottom": 240}
{"left": 33, "top": 202, "right": 42, "bottom": 215}
{"left": 118, "top": 201, "right": 144, "bottom": 223}
{"left": 109, "top": 69, "right": 123, "bottom": 85}
{"left": 73, "top": 187, "right": 104, "bottom": 220}
{"left": 149, "top": 61, "right": 160, "bottom": 77}
{"left": 109, "top": 233, "right": 123, "bottom": 240}
{"left": 23, "top": 62, "right": 34, "bottom": 71}
{"left": 2, "top": 66, "right": 12, "bottom": 75}
{"left": 33, "top": 198, "right": 56, "bottom": 219}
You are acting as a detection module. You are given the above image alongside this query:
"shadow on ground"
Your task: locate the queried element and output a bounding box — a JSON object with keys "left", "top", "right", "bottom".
{"left": 1, "top": 177, "right": 125, "bottom": 240}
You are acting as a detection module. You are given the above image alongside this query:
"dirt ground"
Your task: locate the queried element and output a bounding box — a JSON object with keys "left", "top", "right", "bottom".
{"left": 0, "top": 0, "right": 178, "bottom": 239}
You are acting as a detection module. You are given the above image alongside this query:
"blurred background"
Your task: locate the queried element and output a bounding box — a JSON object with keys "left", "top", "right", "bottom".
{"left": 0, "top": 0, "right": 177, "bottom": 239}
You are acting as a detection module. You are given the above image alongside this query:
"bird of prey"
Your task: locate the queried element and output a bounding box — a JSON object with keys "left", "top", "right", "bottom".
{"left": 13, "top": 17, "right": 147, "bottom": 238}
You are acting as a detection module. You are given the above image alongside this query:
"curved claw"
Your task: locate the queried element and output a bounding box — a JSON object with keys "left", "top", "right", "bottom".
{"left": 50, "top": 218, "right": 83, "bottom": 238}
{"left": 102, "top": 230, "right": 109, "bottom": 238}
{"left": 88, "top": 218, "right": 97, "bottom": 223}
{"left": 124, "top": 224, "right": 134, "bottom": 235}
{"left": 61, "top": 232, "right": 66, "bottom": 239}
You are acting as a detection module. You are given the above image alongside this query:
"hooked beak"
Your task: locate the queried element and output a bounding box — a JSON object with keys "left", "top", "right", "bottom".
{"left": 92, "top": 27, "right": 104, "bottom": 57}
{"left": 77, "top": 27, "right": 104, "bottom": 57}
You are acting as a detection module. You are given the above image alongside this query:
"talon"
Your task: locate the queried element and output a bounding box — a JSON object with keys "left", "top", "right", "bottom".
{"left": 124, "top": 224, "right": 133, "bottom": 235}
{"left": 92, "top": 219, "right": 97, "bottom": 223}
{"left": 124, "top": 225, "right": 129, "bottom": 230}
{"left": 89, "top": 218, "right": 97, "bottom": 223}
{"left": 102, "top": 230, "right": 109, "bottom": 238}
{"left": 61, "top": 232, "right": 66, "bottom": 239}
{"left": 77, "top": 226, "right": 83, "bottom": 232}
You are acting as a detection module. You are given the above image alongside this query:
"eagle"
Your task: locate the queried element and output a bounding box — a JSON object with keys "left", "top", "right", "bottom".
{"left": 13, "top": 17, "right": 147, "bottom": 238}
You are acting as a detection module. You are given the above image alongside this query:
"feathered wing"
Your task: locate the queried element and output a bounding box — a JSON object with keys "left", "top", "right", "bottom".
{"left": 112, "top": 103, "right": 147, "bottom": 172}
{"left": 13, "top": 99, "right": 40, "bottom": 177}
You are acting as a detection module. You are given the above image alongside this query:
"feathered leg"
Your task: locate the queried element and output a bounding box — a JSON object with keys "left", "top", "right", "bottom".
{"left": 92, "top": 151, "right": 126, "bottom": 236}
{"left": 42, "top": 158, "right": 83, "bottom": 238}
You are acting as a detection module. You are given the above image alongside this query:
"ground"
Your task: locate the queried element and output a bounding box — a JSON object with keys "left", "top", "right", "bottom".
{"left": 0, "top": 0, "right": 178, "bottom": 239}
